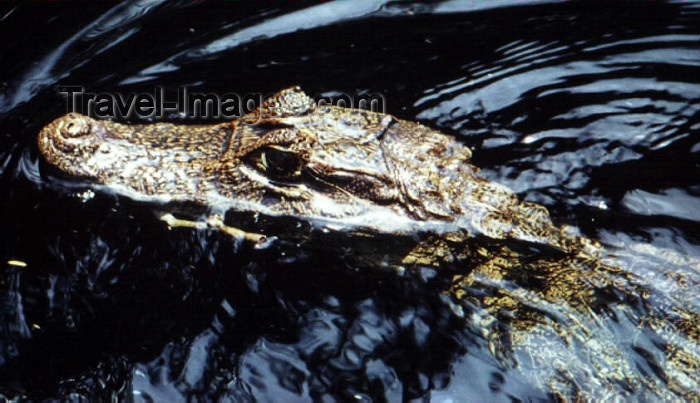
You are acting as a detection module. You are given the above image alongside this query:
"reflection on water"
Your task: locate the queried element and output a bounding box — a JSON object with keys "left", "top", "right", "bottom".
{"left": 1, "top": 0, "right": 698, "bottom": 401}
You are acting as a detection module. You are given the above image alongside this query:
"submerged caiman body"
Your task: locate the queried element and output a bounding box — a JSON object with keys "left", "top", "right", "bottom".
{"left": 38, "top": 87, "right": 699, "bottom": 401}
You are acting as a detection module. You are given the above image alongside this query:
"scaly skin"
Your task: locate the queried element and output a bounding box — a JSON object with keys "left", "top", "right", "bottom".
{"left": 38, "top": 87, "right": 699, "bottom": 401}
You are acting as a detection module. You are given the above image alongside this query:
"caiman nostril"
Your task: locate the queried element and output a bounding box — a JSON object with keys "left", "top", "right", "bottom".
{"left": 61, "top": 116, "right": 91, "bottom": 138}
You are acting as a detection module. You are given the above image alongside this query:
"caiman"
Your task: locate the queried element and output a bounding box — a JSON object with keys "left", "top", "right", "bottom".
{"left": 37, "top": 87, "right": 699, "bottom": 401}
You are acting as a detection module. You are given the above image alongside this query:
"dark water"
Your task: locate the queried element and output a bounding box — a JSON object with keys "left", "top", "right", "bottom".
{"left": 1, "top": 1, "right": 699, "bottom": 401}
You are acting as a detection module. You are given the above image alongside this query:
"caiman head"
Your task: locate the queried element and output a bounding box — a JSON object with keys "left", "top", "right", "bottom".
{"left": 38, "top": 87, "right": 557, "bottom": 241}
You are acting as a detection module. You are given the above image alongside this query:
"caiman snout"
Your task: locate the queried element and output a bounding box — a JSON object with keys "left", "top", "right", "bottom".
{"left": 37, "top": 113, "right": 104, "bottom": 179}
{"left": 59, "top": 113, "right": 93, "bottom": 139}
{"left": 39, "top": 113, "right": 99, "bottom": 153}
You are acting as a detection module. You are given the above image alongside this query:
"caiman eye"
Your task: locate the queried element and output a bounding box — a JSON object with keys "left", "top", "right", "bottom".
{"left": 259, "top": 148, "right": 304, "bottom": 178}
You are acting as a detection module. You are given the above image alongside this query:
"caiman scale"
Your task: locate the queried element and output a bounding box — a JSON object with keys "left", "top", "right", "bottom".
{"left": 38, "top": 87, "right": 699, "bottom": 401}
